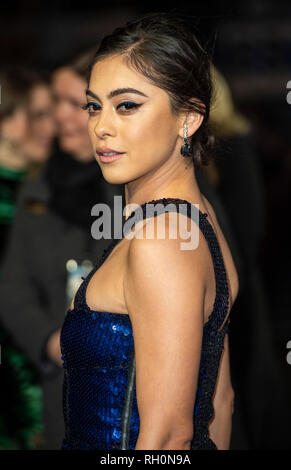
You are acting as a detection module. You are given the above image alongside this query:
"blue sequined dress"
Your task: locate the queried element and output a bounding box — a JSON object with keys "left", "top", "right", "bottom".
{"left": 60, "top": 198, "right": 230, "bottom": 450}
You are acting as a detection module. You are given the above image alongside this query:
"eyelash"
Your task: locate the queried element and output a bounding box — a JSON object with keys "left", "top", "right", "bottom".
{"left": 82, "top": 101, "right": 141, "bottom": 114}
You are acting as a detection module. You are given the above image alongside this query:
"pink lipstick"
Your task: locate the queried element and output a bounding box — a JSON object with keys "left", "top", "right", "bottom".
{"left": 96, "top": 147, "right": 124, "bottom": 163}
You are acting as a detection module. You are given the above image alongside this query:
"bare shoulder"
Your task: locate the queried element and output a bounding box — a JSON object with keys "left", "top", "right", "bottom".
{"left": 124, "top": 212, "right": 208, "bottom": 321}
{"left": 126, "top": 211, "right": 208, "bottom": 275}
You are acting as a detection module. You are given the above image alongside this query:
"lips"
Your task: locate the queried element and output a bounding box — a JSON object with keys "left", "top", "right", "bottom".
{"left": 98, "top": 153, "right": 124, "bottom": 163}
{"left": 96, "top": 147, "right": 124, "bottom": 156}
{"left": 96, "top": 147, "right": 125, "bottom": 163}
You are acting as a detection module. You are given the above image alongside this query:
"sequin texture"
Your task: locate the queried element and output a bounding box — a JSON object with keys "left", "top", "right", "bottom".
{"left": 60, "top": 198, "right": 231, "bottom": 450}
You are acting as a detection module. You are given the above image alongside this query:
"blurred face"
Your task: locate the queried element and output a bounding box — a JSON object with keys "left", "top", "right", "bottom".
{"left": 24, "top": 84, "right": 56, "bottom": 162}
{"left": 51, "top": 67, "right": 93, "bottom": 161}
{"left": 86, "top": 54, "right": 183, "bottom": 185}
{"left": 1, "top": 107, "right": 28, "bottom": 146}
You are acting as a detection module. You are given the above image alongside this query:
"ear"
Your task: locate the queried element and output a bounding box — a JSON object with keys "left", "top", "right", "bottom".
{"left": 178, "top": 111, "right": 204, "bottom": 139}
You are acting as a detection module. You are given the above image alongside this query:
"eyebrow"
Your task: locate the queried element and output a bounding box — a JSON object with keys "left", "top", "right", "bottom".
{"left": 85, "top": 87, "right": 148, "bottom": 102}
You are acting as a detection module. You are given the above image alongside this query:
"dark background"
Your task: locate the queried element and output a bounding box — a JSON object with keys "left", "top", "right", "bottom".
{"left": 1, "top": 0, "right": 291, "bottom": 449}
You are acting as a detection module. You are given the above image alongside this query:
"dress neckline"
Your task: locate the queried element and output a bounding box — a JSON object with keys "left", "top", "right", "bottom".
{"left": 71, "top": 197, "right": 229, "bottom": 331}
{"left": 126, "top": 198, "right": 208, "bottom": 218}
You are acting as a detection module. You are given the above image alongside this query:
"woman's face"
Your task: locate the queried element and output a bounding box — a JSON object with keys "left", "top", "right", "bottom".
{"left": 51, "top": 67, "right": 93, "bottom": 161}
{"left": 87, "top": 54, "right": 183, "bottom": 185}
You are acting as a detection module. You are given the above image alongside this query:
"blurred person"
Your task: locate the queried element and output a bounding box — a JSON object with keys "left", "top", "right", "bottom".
{"left": 0, "top": 68, "right": 54, "bottom": 449}
{"left": 0, "top": 68, "right": 55, "bottom": 261}
{"left": 0, "top": 49, "right": 124, "bottom": 449}
{"left": 0, "top": 69, "right": 30, "bottom": 262}
{"left": 22, "top": 80, "right": 56, "bottom": 165}
{"left": 60, "top": 13, "right": 239, "bottom": 451}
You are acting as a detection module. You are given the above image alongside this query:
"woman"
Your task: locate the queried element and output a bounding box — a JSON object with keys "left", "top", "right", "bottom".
{"left": 0, "top": 68, "right": 55, "bottom": 260}
{"left": 0, "top": 68, "right": 55, "bottom": 449}
{"left": 61, "top": 12, "right": 239, "bottom": 450}
{"left": 22, "top": 79, "right": 56, "bottom": 165}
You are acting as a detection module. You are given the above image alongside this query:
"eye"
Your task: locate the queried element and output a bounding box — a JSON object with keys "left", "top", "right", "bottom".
{"left": 82, "top": 102, "right": 101, "bottom": 114}
{"left": 116, "top": 101, "right": 141, "bottom": 112}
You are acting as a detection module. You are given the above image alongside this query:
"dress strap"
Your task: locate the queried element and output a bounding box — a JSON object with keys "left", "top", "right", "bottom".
{"left": 74, "top": 197, "right": 230, "bottom": 331}
{"left": 128, "top": 198, "right": 230, "bottom": 331}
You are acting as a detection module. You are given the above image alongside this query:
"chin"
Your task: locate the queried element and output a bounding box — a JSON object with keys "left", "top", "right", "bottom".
{"left": 101, "top": 173, "right": 127, "bottom": 185}
{"left": 98, "top": 167, "right": 129, "bottom": 185}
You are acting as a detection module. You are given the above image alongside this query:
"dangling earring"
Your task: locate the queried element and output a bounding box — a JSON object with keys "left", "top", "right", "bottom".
{"left": 180, "top": 123, "right": 193, "bottom": 157}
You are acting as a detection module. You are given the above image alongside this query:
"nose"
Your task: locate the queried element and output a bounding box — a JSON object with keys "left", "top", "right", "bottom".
{"left": 93, "top": 108, "right": 116, "bottom": 139}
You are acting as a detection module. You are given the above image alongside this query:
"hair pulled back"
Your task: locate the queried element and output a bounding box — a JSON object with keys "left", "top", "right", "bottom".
{"left": 91, "top": 12, "right": 215, "bottom": 170}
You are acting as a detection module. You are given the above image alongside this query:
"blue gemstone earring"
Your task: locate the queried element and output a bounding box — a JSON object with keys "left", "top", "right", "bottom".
{"left": 180, "top": 123, "right": 193, "bottom": 157}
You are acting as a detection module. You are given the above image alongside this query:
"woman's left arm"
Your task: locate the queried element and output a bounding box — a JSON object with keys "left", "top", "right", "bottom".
{"left": 124, "top": 222, "right": 207, "bottom": 450}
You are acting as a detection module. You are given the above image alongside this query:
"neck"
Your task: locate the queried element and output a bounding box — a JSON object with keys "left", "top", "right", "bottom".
{"left": 124, "top": 156, "right": 203, "bottom": 219}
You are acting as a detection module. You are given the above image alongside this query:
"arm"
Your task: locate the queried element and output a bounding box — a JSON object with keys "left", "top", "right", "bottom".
{"left": 124, "top": 215, "right": 208, "bottom": 450}
{"left": 208, "top": 333, "right": 235, "bottom": 449}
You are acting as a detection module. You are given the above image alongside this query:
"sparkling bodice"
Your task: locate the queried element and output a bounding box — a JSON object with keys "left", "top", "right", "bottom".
{"left": 60, "top": 198, "right": 230, "bottom": 450}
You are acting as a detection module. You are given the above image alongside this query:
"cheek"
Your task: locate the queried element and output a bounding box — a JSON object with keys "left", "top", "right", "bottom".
{"left": 124, "top": 108, "right": 176, "bottom": 152}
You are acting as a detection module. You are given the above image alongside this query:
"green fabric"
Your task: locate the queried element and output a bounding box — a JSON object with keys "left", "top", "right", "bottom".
{"left": 0, "top": 164, "right": 27, "bottom": 224}
{"left": 0, "top": 164, "right": 27, "bottom": 181}
{"left": 0, "top": 200, "right": 15, "bottom": 221}
{"left": 0, "top": 329, "right": 44, "bottom": 449}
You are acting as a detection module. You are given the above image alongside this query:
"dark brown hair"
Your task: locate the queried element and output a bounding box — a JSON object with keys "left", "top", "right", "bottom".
{"left": 90, "top": 12, "right": 215, "bottom": 170}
